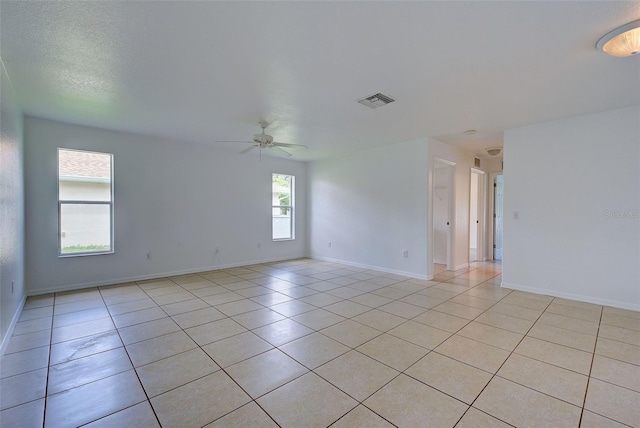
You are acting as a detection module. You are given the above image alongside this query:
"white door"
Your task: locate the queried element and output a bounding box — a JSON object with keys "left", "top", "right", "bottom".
{"left": 469, "top": 169, "right": 484, "bottom": 262}
{"left": 431, "top": 158, "right": 456, "bottom": 273}
{"left": 470, "top": 172, "right": 478, "bottom": 262}
{"left": 493, "top": 175, "right": 504, "bottom": 260}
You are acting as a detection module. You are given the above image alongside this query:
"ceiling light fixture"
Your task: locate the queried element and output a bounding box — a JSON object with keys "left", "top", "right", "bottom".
{"left": 486, "top": 147, "right": 502, "bottom": 156}
{"left": 596, "top": 19, "right": 640, "bottom": 57}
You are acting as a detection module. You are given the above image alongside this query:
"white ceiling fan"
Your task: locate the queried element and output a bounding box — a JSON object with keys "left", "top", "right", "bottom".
{"left": 217, "top": 121, "right": 307, "bottom": 158}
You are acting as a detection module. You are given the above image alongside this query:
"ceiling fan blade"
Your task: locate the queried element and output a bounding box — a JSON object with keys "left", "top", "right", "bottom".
{"left": 270, "top": 146, "right": 292, "bottom": 157}
{"left": 239, "top": 145, "right": 258, "bottom": 154}
{"left": 215, "top": 140, "right": 254, "bottom": 144}
{"left": 272, "top": 142, "right": 308, "bottom": 149}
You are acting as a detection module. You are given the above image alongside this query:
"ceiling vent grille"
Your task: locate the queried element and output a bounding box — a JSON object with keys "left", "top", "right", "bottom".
{"left": 358, "top": 93, "right": 396, "bottom": 109}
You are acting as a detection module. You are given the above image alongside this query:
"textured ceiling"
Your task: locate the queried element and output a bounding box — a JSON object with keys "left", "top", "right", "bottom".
{"left": 1, "top": 1, "right": 639, "bottom": 161}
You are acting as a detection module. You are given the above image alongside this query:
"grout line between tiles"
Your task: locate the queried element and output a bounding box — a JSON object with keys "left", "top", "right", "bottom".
{"left": 87, "top": 286, "right": 163, "bottom": 427}
{"left": 455, "top": 295, "right": 557, "bottom": 426}
{"left": 578, "top": 305, "right": 603, "bottom": 427}
{"left": 41, "top": 293, "right": 56, "bottom": 427}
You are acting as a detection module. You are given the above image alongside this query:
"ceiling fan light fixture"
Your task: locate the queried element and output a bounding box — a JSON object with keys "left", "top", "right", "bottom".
{"left": 596, "top": 19, "right": 640, "bottom": 57}
{"left": 254, "top": 133, "right": 273, "bottom": 144}
{"left": 486, "top": 147, "right": 502, "bottom": 156}
{"left": 217, "top": 121, "right": 307, "bottom": 159}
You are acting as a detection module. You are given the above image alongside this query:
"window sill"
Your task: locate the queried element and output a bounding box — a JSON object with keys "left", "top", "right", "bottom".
{"left": 58, "top": 250, "right": 114, "bottom": 258}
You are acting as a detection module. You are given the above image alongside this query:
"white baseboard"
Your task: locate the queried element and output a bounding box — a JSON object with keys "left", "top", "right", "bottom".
{"left": 0, "top": 294, "right": 27, "bottom": 357}
{"left": 501, "top": 282, "right": 640, "bottom": 312}
{"left": 311, "top": 255, "right": 429, "bottom": 280}
{"left": 27, "top": 254, "right": 309, "bottom": 296}
{"left": 433, "top": 262, "right": 469, "bottom": 271}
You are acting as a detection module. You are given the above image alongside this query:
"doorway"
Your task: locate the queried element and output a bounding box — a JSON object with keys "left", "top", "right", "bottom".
{"left": 469, "top": 168, "right": 485, "bottom": 262}
{"left": 493, "top": 174, "right": 504, "bottom": 261}
{"left": 431, "top": 158, "right": 455, "bottom": 273}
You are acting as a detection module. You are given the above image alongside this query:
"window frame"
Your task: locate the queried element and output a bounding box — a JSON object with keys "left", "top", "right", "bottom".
{"left": 58, "top": 148, "right": 114, "bottom": 257}
{"left": 272, "top": 173, "right": 295, "bottom": 241}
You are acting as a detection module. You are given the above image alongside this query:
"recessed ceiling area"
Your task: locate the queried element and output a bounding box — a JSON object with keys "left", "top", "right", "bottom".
{"left": 1, "top": 1, "right": 638, "bottom": 161}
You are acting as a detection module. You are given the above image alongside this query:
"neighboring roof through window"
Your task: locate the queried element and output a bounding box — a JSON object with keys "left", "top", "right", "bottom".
{"left": 59, "top": 150, "right": 111, "bottom": 180}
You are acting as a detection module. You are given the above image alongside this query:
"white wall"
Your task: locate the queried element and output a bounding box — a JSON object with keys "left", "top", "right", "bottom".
{"left": 481, "top": 156, "right": 503, "bottom": 174}
{"left": 309, "top": 139, "right": 429, "bottom": 278}
{"left": 0, "top": 62, "right": 25, "bottom": 353}
{"left": 24, "top": 117, "right": 307, "bottom": 294}
{"left": 503, "top": 106, "right": 640, "bottom": 311}
{"left": 427, "top": 138, "right": 475, "bottom": 273}
{"left": 433, "top": 167, "right": 449, "bottom": 264}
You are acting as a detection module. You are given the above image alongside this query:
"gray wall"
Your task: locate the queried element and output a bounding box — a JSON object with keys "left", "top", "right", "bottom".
{"left": 24, "top": 117, "right": 308, "bottom": 294}
{"left": 309, "top": 138, "right": 430, "bottom": 278}
{"left": 503, "top": 106, "right": 640, "bottom": 311}
{"left": 0, "top": 62, "right": 25, "bottom": 351}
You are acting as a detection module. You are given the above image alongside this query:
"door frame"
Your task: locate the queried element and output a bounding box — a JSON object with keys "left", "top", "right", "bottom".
{"left": 469, "top": 168, "right": 486, "bottom": 263}
{"left": 488, "top": 172, "right": 503, "bottom": 261}
{"left": 429, "top": 157, "right": 456, "bottom": 277}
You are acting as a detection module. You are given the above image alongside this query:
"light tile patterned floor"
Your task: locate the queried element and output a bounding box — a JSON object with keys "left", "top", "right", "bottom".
{"left": 1, "top": 259, "right": 639, "bottom": 427}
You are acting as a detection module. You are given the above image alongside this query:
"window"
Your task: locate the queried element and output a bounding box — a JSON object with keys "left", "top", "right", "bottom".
{"left": 58, "top": 149, "right": 113, "bottom": 256}
{"left": 272, "top": 173, "right": 294, "bottom": 240}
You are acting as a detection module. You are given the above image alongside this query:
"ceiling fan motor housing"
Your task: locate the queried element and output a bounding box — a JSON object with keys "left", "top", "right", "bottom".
{"left": 254, "top": 133, "right": 273, "bottom": 144}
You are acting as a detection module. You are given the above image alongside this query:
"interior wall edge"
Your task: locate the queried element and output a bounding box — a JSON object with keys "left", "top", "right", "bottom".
{"left": 0, "top": 57, "right": 26, "bottom": 355}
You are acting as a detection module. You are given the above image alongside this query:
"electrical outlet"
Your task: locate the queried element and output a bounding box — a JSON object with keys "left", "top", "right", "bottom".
{"left": 403, "top": 250, "right": 409, "bottom": 258}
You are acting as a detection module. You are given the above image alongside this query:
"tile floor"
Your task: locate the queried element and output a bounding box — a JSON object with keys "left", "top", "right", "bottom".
{"left": 1, "top": 259, "right": 639, "bottom": 427}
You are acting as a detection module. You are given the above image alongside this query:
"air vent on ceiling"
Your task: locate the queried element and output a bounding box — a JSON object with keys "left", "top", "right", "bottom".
{"left": 357, "top": 93, "right": 396, "bottom": 109}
